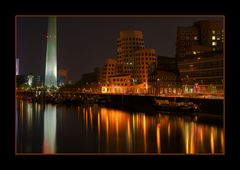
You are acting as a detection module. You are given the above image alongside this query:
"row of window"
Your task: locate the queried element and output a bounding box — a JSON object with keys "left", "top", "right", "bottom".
{"left": 104, "top": 64, "right": 115, "bottom": 67}
{"left": 149, "top": 75, "right": 175, "bottom": 81}
{"left": 179, "top": 41, "right": 198, "bottom": 46}
{"left": 106, "top": 72, "right": 115, "bottom": 75}
{"left": 179, "top": 31, "right": 198, "bottom": 35}
{"left": 111, "top": 83, "right": 129, "bottom": 86}
{"left": 135, "top": 53, "right": 155, "bottom": 57}
{"left": 117, "top": 42, "right": 144, "bottom": 46}
{"left": 212, "top": 30, "right": 224, "bottom": 34}
{"left": 112, "top": 78, "right": 128, "bottom": 82}
{"left": 135, "top": 70, "right": 146, "bottom": 74}
{"left": 134, "top": 66, "right": 149, "bottom": 69}
{"left": 104, "top": 68, "right": 115, "bottom": 71}
{"left": 134, "top": 75, "right": 146, "bottom": 78}
{"left": 117, "top": 50, "right": 134, "bottom": 54}
{"left": 179, "top": 35, "right": 198, "bottom": 41}
{"left": 134, "top": 57, "right": 156, "bottom": 61}
{"left": 118, "top": 38, "right": 144, "bottom": 41}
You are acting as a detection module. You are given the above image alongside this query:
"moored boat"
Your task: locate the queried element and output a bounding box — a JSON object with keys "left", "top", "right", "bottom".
{"left": 153, "top": 99, "right": 199, "bottom": 112}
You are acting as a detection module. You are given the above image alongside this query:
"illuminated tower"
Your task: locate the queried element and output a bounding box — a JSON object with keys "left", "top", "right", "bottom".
{"left": 16, "top": 58, "right": 19, "bottom": 75}
{"left": 45, "top": 17, "right": 57, "bottom": 87}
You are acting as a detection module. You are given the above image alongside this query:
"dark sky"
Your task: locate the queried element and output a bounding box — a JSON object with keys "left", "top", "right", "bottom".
{"left": 17, "top": 16, "right": 223, "bottom": 82}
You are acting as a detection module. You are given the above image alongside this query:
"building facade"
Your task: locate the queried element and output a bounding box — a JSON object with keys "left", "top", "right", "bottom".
{"left": 99, "top": 31, "right": 160, "bottom": 94}
{"left": 16, "top": 74, "right": 44, "bottom": 87}
{"left": 148, "top": 56, "right": 179, "bottom": 95}
{"left": 133, "top": 48, "right": 157, "bottom": 85}
{"left": 100, "top": 58, "right": 117, "bottom": 86}
{"left": 101, "top": 74, "right": 132, "bottom": 93}
{"left": 116, "top": 31, "right": 145, "bottom": 75}
{"left": 176, "top": 20, "right": 224, "bottom": 60}
{"left": 178, "top": 51, "right": 223, "bottom": 94}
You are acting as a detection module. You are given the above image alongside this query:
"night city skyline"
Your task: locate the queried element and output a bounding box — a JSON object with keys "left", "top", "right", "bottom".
{"left": 17, "top": 16, "right": 223, "bottom": 82}
{"left": 16, "top": 15, "right": 224, "bottom": 154}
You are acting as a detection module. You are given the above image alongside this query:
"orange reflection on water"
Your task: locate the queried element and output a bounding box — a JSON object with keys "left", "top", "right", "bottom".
{"left": 89, "top": 106, "right": 93, "bottom": 128}
{"left": 185, "top": 123, "right": 190, "bottom": 153}
{"left": 210, "top": 127, "right": 215, "bottom": 154}
{"left": 167, "top": 124, "right": 171, "bottom": 140}
{"left": 221, "top": 131, "right": 224, "bottom": 151}
{"left": 127, "top": 119, "right": 131, "bottom": 152}
{"left": 17, "top": 100, "right": 224, "bottom": 154}
{"left": 143, "top": 115, "right": 147, "bottom": 152}
{"left": 156, "top": 123, "right": 161, "bottom": 153}
{"left": 190, "top": 123, "right": 195, "bottom": 154}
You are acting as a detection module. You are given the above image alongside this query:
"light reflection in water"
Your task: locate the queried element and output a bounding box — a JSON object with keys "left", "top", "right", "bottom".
{"left": 156, "top": 124, "right": 161, "bottom": 153}
{"left": 43, "top": 104, "right": 56, "bottom": 154}
{"left": 17, "top": 100, "right": 224, "bottom": 154}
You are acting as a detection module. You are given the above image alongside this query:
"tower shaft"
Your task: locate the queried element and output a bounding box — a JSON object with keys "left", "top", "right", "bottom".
{"left": 45, "top": 17, "right": 57, "bottom": 87}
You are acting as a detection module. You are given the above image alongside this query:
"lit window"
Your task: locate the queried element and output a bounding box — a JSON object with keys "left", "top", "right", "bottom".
{"left": 217, "top": 37, "right": 220, "bottom": 40}
{"left": 212, "top": 36, "right": 216, "bottom": 40}
{"left": 193, "top": 51, "right": 197, "bottom": 55}
{"left": 212, "top": 42, "right": 217, "bottom": 46}
{"left": 194, "top": 36, "right": 198, "bottom": 40}
{"left": 212, "top": 30, "right": 215, "bottom": 34}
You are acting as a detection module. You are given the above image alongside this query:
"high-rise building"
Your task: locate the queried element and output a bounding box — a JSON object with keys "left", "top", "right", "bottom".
{"left": 116, "top": 31, "right": 145, "bottom": 75}
{"left": 45, "top": 17, "right": 57, "bottom": 87}
{"left": 100, "top": 30, "right": 158, "bottom": 94}
{"left": 176, "top": 26, "right": 199, "bottom": 59}
{"left": 193, "top": 20, "right": 224, "bottom": 51}
{"left": 176, "top": 20, "right": 224, "bottom": 94}
{"left": 133, "top": 48, "right": 157, "bottom": 85}
{"left": 176, "top": 20, "right": 223, "bottom": 59}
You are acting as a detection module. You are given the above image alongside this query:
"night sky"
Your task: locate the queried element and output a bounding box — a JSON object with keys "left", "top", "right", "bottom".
{"left": 17, "top": 16, "right": 223, "bottom": 82}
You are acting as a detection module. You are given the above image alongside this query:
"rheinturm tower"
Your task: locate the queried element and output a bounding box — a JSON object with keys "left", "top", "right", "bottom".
{"left": 45, "top": 17, "right": 57, "bottom": 87}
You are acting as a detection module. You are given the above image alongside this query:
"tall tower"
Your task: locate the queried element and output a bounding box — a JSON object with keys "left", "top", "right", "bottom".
{"left": 45, "top": 17, "right": 57, "bottom": 87}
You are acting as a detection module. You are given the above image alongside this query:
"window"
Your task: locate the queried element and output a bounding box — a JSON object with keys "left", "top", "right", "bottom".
{"left": 212, "top": 30, "right": 215, "bottom": 34}
{"left": 212, "top": 42, "right": 217, "bottom": 46}
{"left": 212, "top": 36, "right": 216, "bottom": 40}
{"left": 194, "top": 36, "right": 198, "bottom": 40}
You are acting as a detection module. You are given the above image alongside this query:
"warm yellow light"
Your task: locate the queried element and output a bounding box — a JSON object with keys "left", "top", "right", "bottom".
{"left": 101, "top": 87, "right": 108, "bottom": 93}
